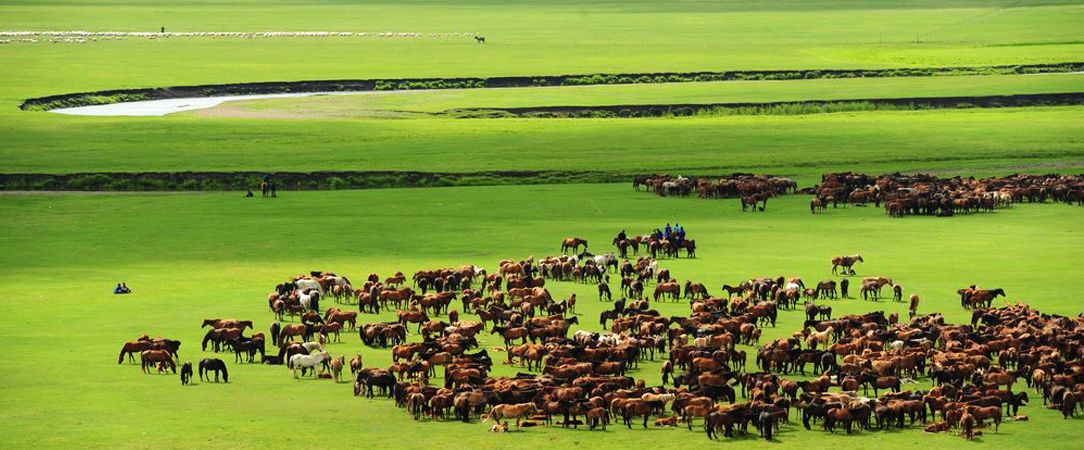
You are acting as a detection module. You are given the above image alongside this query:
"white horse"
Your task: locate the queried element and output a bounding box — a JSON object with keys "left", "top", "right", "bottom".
{"left": 289, "top": 351, "right": 330, "bottom": 379}
{"left": 593, "top": 253, "right": 618, "bottom": 271}
{"left": 299, "top": 290, "right": 320, "bottom": 310}
{"left": 295, "top": 278, "right": 323, "bottom": 295}
{"left": 301, "top": 341, "right": 324, "bottom": 353}
{"left": 324, "top": 276, "right": 351, "bottom": 289}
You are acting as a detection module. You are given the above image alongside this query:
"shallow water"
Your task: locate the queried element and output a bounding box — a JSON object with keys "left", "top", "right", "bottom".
{"left": 50, "top": 91, "right": 365, "bottom": 116}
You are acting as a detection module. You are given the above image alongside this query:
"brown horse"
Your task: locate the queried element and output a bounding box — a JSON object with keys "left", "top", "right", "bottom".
{"left": 141, "top": 350, "right": 175, "bottom": 373}
{"left": 486, "top": 403, "right": 538, "bottom": 428}
{"left": 831, "top": 254, "right": 863, "bottom": 275}
{"left": 654, "top": 281, "right": 681, "bottom": 302}
{"left": 280, "top": 323, "right": 308, "bottom": 343}
{"left": 491, "top": 325, "right": 529, "bottom": 346}
{"left": 397, "top": 309, "right": 430, "bottom": 332}
{"left": 329, "top": 355, "right": 345, "bottom": 382}
{"left": 118, "top": 340, "right": 152, "bottom": 364}
{"left": 561, "top": 237, "right": 588, "bottom": 254}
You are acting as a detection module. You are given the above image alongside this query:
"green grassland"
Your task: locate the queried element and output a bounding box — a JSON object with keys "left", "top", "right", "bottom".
{"left": 199, "top": 73, "right": 1084, "bottom": 117}
{"left": 0, "top": 186, "right": 1081, "bottom": 449}
{"left": 4, "top": 107, "right": 1083, "bottom": 175}
{"left": 2, "top": 0, "right": 1084, "bottom": 448}
{"left": 1, "top": 0, "right": 1083, "bottom": 177}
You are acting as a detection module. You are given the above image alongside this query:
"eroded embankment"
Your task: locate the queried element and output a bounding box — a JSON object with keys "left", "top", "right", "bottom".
{"left": 20, "top": 62, "right": 1084, "bottom": 111}
{"left": 440, "top": 92, "right": 1084, "bottom": 118}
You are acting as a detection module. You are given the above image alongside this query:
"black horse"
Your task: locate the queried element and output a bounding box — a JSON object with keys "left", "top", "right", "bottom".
{"left": 757, "top": 411, "right": 774, "bottom": 441}
{"left": 474, "top": 35, "right": 485, "bottom": 43}
{"left": 199, "top": 358, "right": 229, "bottom": 383}
{"left": 232, "top": 337, "right": 265, "bottom": 363}
{"left": 180, "top": 361, "right": 193, "bottom": 385}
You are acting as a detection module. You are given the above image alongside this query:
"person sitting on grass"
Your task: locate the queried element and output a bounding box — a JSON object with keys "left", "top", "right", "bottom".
{"left": 114, "top": 282, "right": 131, "bottom": 294}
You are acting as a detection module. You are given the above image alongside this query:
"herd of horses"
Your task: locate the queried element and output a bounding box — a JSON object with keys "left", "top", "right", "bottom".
{"left": 343, "top": 253, "right": 1081, "bottom": 441}
{"left": 812, "top": 172, "right": 1084, "bottom": 217}
{"left": 634, "top": 174, "right": 798, "bottom": 212}
{"left": 632, "top": 172, "right": 1082, "bottom": 217}
{"left": 114, "top": 223, "right": 1082, "bottom": 442}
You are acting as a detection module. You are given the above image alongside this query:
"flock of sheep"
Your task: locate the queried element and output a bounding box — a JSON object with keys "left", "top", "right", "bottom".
{"left": 0, "top": 30, "right": 481, "bottom": 45}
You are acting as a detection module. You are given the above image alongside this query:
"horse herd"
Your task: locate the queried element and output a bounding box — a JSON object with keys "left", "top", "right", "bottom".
{"left": 634, "top": 173, "right": 798, "bottom": 212}
{"left": 632, "top": 172, "right": 1083, "bottom": 218}
{"left": 343, "top": 253, "right": 1081, "bottom": 441}
{"left": 812, "top": 172, "right": 1084, "bottom": 217}
{"left": 116, "top": 239, "right": 1081, "bottom": 442}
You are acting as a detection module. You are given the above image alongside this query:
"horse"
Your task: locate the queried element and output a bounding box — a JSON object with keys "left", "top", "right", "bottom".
{"left": 349, "top": 353, "right": 364, "bottom": 375}
{"left": 198, "top": 358, "right": 228, "bottom": 382}
{"left": 289, "top": 351, "right": 330, "bottom": 379}
{"left": 561, "top": 237, "right": 588, "bottom": 255}
{"left": 474, "top": 35, "right": 485, "bottom": 43}
{"left": 118, "top": 340, "right": 151, "bottom": 364}
{"left": 329, "top": 355, "right": 345, "bottom": 383}
{"left": 598, "top": 283, "right": 612, "bottom": 301}
{"left": 180, "top": 361, "right": 193, "bottom": 385}
{"left": 486, "top": 403, "right": 537, "bottom": 428}
{"left": 831, "top": 254, "right": 863, "bottom": 275}
{"left": 280, "top": 323, "right": 308, "bottom": 343}
{"left": 653, "top": 281, "right": 681, "bottom": 302}
{"left": 140, "top": 350, "right": 174, "bottom": 373}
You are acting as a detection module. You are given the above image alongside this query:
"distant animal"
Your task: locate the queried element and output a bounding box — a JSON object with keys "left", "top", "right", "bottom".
{"left": 832, "top": 254, "right": 863, "bottom": 275}
{"left": 474, "top": 35, "right": 485, "bottom": 43}
{"left": 290, "top": 351, "right": 330, "bottom": 379}
{"left": 561, "top": 237, "right": 588, "bottom": 254}
{"left": 198, "top": 358, "right": 228, "bottom": 382}
{"left": 180, "top": 361, "right": 193, "bottom": 385}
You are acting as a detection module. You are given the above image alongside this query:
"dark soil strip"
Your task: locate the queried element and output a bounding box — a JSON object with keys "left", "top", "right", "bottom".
{"left": 440, "top": 92, "right": 1084, "bottom": 118}
{"left": 20, "top": 62, "right": 1084, "bottom": 111}
{"left": 0, "top": 171, "right": 639, "bottom": 191}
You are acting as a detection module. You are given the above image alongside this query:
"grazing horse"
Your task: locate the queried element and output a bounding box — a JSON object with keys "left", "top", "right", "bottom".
{"left": 598, "top": 283, "right": 612, "bottom": 301}
{"left": 118, "top": 340, "right": 151, "bottom": 364}
{"left": 180, "top": 361, "right": 193, "bottom": 385}
{"left": 198, "top": 358, "right": 228, "bottom": 382}
{"left": 831, "top": 254, "right": 863, "bottom": 275}
{"left": 486, "top": 403, "right": 538, "bottom": 428}
{"left": 561, "top": 237, "right": 588, "bottom": 255}
{"left": 474, "top": 35, "right": 485, "bottom": 43}
{"left": 289, "top": 351, "right": 330, "bottom": 379}
{"left": 653, "top": 281, "right": 681, "bottom": 302}
{"left": 140, "top": 350, "right": 174, "bottom": 373}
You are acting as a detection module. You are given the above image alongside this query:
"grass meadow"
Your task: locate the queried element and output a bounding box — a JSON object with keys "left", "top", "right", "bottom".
{"left": 1, "top": 186, "right": 1083, "bottom": 448}
{"left": 1, "top": 0, "right": 1083, "bottom": 448}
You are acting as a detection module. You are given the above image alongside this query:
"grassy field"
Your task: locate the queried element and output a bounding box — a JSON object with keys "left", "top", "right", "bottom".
{"left": 202, "top": 73, "right": 1084, "bottom": 118}
{"left": 5, "top": 107, "right": 1083, "bottom": 175}
{"left": 0, "top": 186, "right": 1081, "bottom": 449}
{"left": 2, "top": 0, "right": 1084, "bottom": 448}
{"left": 1, "top": 1, "right": 1082, "bottom": 177}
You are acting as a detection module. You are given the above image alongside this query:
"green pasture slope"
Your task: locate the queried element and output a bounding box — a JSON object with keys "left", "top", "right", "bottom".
{"left": 1, "top": 0, "right": 1084, "bottom": 175}
{"left": 1, "top": 0, "right": 1084, "bottom": 448}
{"left": 1, "top": 187, "right": 1083, "bottom": 449}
